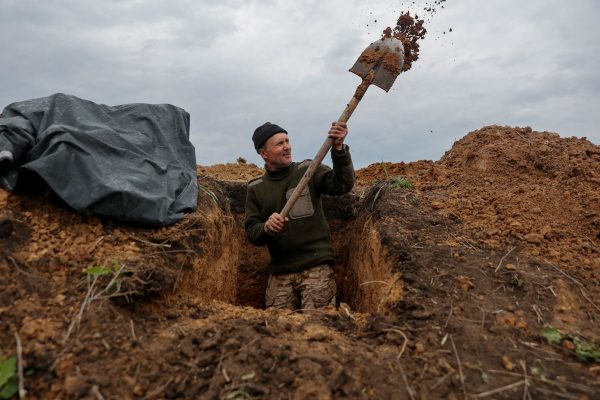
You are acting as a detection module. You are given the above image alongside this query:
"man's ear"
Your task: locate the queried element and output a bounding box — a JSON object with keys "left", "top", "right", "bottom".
{"left": 258, "top": 148, "right": 267, "bottom": 160}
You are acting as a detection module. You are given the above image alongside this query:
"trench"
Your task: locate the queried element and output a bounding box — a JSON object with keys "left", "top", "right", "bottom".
{"left": 235, "top": 215, "right": 401, "bottom": 313}
{"left": 200, "top": 182, "right": 403, "bottom": 313}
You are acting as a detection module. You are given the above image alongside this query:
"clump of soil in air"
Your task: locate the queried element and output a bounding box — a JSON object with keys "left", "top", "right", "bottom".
{"left": 382, "top": 11, "right": 427, "bottom": 72}
{"left": 424, "top": 0, "right": 447, "bottom": 14}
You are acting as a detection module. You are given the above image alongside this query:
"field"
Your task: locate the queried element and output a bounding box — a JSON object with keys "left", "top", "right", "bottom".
{"left": 1, "top": 125, "right": 599, "bottom": 399}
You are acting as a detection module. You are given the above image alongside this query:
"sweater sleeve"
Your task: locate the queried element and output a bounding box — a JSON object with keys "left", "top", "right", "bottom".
{"left": 314, "top": 145, "right": 355, "bottom": 195}
{"left": 244, "top": 185, "right": 271, "bottom": 246}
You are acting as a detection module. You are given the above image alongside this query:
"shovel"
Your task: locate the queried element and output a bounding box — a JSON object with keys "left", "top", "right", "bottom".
{"left": 280, "top": 36, "right": 405, "bottom": 219}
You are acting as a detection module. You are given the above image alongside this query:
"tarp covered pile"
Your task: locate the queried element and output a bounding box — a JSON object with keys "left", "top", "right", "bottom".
{"left": 0, "top": 93, "right": 197, "bottom": 226}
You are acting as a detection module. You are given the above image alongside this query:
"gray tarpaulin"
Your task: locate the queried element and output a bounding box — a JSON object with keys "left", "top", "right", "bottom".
{"left": 0, "top": 93, "right": 198, "bottom": 226}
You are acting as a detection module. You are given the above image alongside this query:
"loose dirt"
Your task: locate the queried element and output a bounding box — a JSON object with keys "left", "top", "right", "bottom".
{"left": 1, "top": 125, "right": 599, "bottom": 399}
{"left": 382, "top": 12, "right": 427, "bottom": 72}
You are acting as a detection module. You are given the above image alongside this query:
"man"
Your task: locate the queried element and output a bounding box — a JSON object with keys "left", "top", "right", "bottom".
{"left": 244, "top": 121, "right": 355, "bottom": 310}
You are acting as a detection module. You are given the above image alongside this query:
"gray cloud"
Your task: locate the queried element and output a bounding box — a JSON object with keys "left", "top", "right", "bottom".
{"left": 1, "top": 0, "right": 598, "bottom": 168}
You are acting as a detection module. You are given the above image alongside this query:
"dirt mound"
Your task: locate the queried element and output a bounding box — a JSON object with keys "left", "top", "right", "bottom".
{"left": 197, "top": 162, "right": 263, "bottom": 182}
{"left": 1, "top": 125, "right": 599, "bottom": 399}
{"left": 359, "top": 125, "right": 600, "bottom": 271}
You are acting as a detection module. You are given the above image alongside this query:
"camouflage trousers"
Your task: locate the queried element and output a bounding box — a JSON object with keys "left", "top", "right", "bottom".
{"left": 265, "top": 263, "right": 337, "bottom": 310}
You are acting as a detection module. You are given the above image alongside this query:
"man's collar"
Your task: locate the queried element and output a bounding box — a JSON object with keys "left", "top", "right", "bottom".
{"left": 264, "top": 162, "right": 295, "bottom": 180}
{"left": 265, "top": 161, "right": 293, "bottom": 173}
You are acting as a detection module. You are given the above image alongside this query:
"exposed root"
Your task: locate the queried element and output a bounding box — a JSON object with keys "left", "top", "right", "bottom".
{"left": 14, "top": 332, "right": 26, "bottom": 399}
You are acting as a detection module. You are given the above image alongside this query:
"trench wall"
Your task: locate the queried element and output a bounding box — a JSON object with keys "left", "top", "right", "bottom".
{"left": 220, "top": 182, "right": 402, "bottom": 312}
{"left": 180, "top": 206, "right": 239, "bottom": 305}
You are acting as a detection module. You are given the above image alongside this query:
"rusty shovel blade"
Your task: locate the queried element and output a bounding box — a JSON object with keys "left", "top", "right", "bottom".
{"left": 349, "top": 37, "right": 404, "bottom": 92}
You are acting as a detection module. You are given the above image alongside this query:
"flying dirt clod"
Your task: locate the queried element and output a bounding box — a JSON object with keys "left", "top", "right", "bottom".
{"left": 383, "top": 11, "right": 427, "bottom": 72}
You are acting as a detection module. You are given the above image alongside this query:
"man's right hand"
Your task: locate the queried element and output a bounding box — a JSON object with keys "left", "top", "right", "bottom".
{"left": 264, "top": 212, "right": 287, "bottom": 235}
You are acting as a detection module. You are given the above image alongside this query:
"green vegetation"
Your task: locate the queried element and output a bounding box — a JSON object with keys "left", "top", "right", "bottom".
{"left": 466, "top": 361, "right": 489, "bottom": 383}
{"left": 510, "top": 273, "right": 524, "bottom": 289}
{"left": 540, "top": 327, "right": 600, "bottom": 362}
{"left": 86, "top": 259, "right": 130, "bottom": 295}
{"left": 370, "top": 175, "right": 414, "bottom": 211}
{"left": 64, "top": 259, "right": 133, "bottom": 343}
{"left": 0, "top": 354, "right": 18, "bottom": 399}
{"left": 86, "top": 264, "right": 114, "bottom": 277}
{"left": 388, "top": 178, "right": 413, "bottom": 189}
{"left": 370, "top": 161, "right": 415, "bottom": 210}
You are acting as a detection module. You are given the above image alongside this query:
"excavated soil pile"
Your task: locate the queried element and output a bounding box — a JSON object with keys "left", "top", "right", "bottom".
{"left": 1, "top": 125, "right": 599, "bottom": 399}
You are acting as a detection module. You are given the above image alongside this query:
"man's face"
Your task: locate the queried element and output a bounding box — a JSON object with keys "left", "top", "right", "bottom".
{"left": 259, "top": 132, "right": 292, "bottom": 170}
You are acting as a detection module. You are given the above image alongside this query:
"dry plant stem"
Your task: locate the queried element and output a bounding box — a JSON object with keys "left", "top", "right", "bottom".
{"left": 14, "top": 332, "right": 26, "bottom": 399}
{"left": 63, "top": 276, "right": 99, "bottom": 343}
{"left": 89, "top": 236, "right": 104, "bottom": 252}
{"left": 495, "top": 247, "right": 515, "bottom": 272}
{"left": 377, "top": 277, "right": 401, "bottom": 312}
{"left": 294, "top": 307, "right": 334, "bottom": 313}
{"left": 97, "top": 263, "right": 132, "bottom": 300}
{"left": 430, "top": 370, "right": 454, "bottom": 390}
{"left": 579, "top": 286, "right": 600, "bottom": 313}
{"left": 377, "top": 328, "right": 409, "bottom": 359}
{"left": 91, "top": 385, "right": 105, "bottom": 400}
{"left": 545, "top": 260, "right": 583, "bottom": 286}
{"left": 64, "top": 262, "right": 130, "bottom": 343}
{"left": 130, "top": 319, "right": 137, "bottom": 342}
{"left": 145, "top": 377, "right": 173, "bottom": 399}
{"left": 216, "top": 336, "right": 255, "bottom": 386}
{"left": 128, "top": 235, "right": 171, "bottom": 248}
{"left": 397, "top": 363, "right": 415, "bottom": 400}
{"left": 472, "top": 380, "right": 526, "bottom": 398}
{"left": 444, "top": 302, "right": 453, "bottom": 328}
{"left": 521, "top": 339, "right": 562, "bottom": 357}
{"left": 449, "top": 334, "right": 467, "bottom": 400}
{"left": 545, "top": 260, "right": 600, "bottom": 312}
{"left": 221, "top": 367, "right": 231, "bottom": 382}
{"left": 520, "top": 360, "right": 530, "bottom": 400}
{"left": 95, "top": 291, "right": 137, "bottom": 301}
{"left": 359, "top": 280, "right": 391, "bottom": 286}
{"left": 532, "top": 304, "right": 545, "bottom": 324}
{"left": 143, "top": 249, "right": 195, "bottom": 256}
{"left": 488, "top": 369, "right": 595, "bottom": 393}
{"left": 533, "top": 387, "right": 582, "bottom": 399}
{"left": 7, "top": 256, "right": 36, "bottom": 278}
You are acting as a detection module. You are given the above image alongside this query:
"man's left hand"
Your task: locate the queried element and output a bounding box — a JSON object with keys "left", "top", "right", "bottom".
{"left": 328, "top": 122, "right": 348, "bottom": 151}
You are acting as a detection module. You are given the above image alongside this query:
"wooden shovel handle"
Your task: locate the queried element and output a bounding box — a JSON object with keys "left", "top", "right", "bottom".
{"left": 280, "top": 72, "right": 375, "bottom": 219}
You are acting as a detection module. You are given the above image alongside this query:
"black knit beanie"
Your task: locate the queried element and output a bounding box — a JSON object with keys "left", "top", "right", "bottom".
{"left": 252, "top": 122, "right": 287, "bottom": 152}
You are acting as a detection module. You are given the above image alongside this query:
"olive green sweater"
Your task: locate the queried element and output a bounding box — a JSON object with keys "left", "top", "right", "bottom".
{"left": 244, "top": 146, "right": 355, "bottom": 275}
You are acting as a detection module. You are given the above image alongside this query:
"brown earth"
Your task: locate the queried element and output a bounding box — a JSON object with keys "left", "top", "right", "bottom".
{"left": 382, "top": 12, "right": 427, "bottom": 72}
{"left": 1, "top": 125, "right": 599, "bottom": 399}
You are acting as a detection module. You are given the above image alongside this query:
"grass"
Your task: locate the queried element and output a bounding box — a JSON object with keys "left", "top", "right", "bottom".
{"left": 388, "top": 178, "right": 413, "bottom": 189}
{"left": 370, "top": 161, "right": 414, "bottom": 210}
{"left": 540, "top": 327, "right": 600, "bottom": 362}
{"left": 63, "top": 260, "right": 135, "bottom": 343}
{"left": 0, "top": 353, "right": 17, "bottom": 399}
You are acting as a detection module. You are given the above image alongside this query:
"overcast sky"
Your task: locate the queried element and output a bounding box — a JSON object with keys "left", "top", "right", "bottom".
{"left": 1, "top": 0, "right": 599, "bottom": 168}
